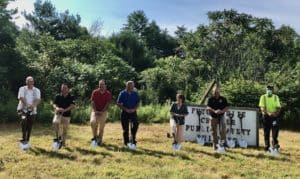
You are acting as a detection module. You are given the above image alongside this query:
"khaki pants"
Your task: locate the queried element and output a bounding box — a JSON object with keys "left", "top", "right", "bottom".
{"left": 53, "top": 114, "right": 70, "bottom": 143}
{"left": 210, "top": 116, "right": 226, "bottom": 145}
{"left": 90, "top": 111, "right": 108, "bottom": 142}
{"left": 170, "top": 118, "right": 185, "bottom": 144}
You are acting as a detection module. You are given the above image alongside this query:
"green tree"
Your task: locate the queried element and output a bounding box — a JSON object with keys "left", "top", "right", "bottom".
{"left": 140, "top": 56, "right": 207, "bottom": 103}
{"left": 24, "top": 0, "right": 88, "bottom": 40}
{"left": 0, "top": 0, "right": 27, "bottom": 94}
{"left": 110, "top": 31, "right": 153, "bottom": 71}
{"left": 123, "top": 10, "right": 148, "bottom": 37}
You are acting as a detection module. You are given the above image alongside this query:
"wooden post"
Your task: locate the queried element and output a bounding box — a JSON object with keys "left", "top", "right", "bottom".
{"left": 199, "top": 79, "right": 216, "bottom": 105}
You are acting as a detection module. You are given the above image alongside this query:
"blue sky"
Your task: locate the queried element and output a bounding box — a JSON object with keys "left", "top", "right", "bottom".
{"left": 8, "top": 0, "right": 300, "bottom": 36}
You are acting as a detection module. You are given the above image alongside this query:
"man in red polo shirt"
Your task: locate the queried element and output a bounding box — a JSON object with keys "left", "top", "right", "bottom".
{"left": 90, "top": 79, "right": 112, "bottom": 146}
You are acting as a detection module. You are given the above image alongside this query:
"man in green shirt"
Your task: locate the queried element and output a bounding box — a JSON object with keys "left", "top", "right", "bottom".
{"left": 259, "top": 85, "right": 281, "bottom": 151}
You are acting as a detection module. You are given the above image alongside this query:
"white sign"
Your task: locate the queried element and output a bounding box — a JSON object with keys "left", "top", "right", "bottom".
{"left": 184, "top": 105, "right": 258, "bottom": 147}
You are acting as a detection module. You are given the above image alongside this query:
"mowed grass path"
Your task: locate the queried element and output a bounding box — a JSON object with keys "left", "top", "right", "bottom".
{"left": 0, "top": 123, "right": 300, "bottom": 179}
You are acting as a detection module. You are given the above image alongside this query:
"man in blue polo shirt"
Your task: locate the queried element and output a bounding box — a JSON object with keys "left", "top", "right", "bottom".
{"left": 117, "top": 81, "right": 140, "bottom": 149}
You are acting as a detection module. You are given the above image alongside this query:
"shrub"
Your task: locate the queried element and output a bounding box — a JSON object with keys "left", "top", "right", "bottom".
{"left": 222, "top": 78, "right": 264, "bottom": 108}
{"left": 37, "top": 101, "right": 54, "bottom": 123}
{"left": 0, "top": 99, "right": 19, "bottom": 123}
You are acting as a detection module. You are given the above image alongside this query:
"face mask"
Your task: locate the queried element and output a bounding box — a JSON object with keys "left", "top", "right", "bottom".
{"left": 266, "top": 89, "right": 272, "bottom": 95}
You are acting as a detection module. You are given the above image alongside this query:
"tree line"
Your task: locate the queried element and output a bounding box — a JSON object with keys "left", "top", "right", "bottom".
{"left": 1, "top": 0, "right": 299, "bottom": 128}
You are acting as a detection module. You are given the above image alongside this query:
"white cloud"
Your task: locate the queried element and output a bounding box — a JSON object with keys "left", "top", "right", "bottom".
{"left": 7, "top": 0, "right": 35, "bottom": 28}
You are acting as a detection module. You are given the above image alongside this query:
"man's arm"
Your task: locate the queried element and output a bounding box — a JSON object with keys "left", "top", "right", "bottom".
{"left": 63, "top": 104, "right": 75, "bottom": 113}
{"left": 259, "top": 95, "right": 266, "bottom": 114}
{"left": 260, "top": 107, "right": 266, "bottom": 114}
{"left": 207, "top": 106, "right": 216, "bottom": 114}
{"left": 91, "top": 101, "right": 97, "bottom": 112}
{"left": 206, "top": 98, "right": 216, "bottom": 114}
{"left": 117, "top": 102, "right": 128, "bottom": 112}
{"left": 117, "top": 92, "right": 128, "bottom": 112}
{"left": 53, "top": 96, "right": 63, "bottom": 113}
{"left": 129, "top": 101, "right": 139, "bottom": 113}
{"left": 101, "top": 101, "right": 111, "bottom": 112}
{"left": 220, "top": 106, "right": 229, "bottom": 114}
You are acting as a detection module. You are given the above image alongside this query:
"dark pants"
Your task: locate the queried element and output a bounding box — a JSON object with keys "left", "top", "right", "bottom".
{"left": 121, "top": 111, "right": 139, "bottom": 145}
{"left": 20, "top": 113, "right": 35, "bottom": 142}
{"left": 262, "top": 115, "right": 279, "bottom": 148}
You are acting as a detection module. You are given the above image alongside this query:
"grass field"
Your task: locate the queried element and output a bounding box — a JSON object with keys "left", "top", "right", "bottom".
{"left": 0, "top": 122, "right": 300, "bottom": 179}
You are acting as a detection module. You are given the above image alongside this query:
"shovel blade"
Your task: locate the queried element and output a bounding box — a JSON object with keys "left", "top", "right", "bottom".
{"left": 238, "top": 139, "right": 248, "bottom": 148}
{"left": 91, "top": 140, "right": 98, "bottom": 147}
{"left": 196, "top": 137, "right": 205, "bottom": 146}
{"left": 227, "top": 139, "right": 236, "bottom": 148}
{"left": 20, "top": 142, "right": 30, "bottom": 150}
{"left": 52, "top": 142, "right": 60, "bottom": 150}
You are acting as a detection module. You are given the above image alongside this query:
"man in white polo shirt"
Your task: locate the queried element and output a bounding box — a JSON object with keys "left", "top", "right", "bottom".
{"left": 17, "top": 76, "right": 41, "bottom": 146}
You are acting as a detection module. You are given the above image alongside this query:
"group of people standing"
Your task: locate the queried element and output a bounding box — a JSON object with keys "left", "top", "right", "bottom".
{"left": 169, "top": 85, "right": 281, "bottom": 153}
{"left": 17, "top": 76, "right": 282, "bottom": 153}
{"left": 17, "top": 77, "right": 140, "bottom": 150}
{"left": 169, "top": 86, "right": 229, "bottom": 151}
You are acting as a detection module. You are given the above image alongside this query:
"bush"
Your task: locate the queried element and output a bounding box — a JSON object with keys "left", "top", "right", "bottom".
{"left": 71, "top": 104, "right": 91, "bottom": 124}
{"left": 138, "top": 103, "right": 170, "bottom": 123}
{"left": 0, "top": 99, "right": 19, "bottom": 123}
{"left": 222, "top": 79, "right": 264, "bottom": 108}
{"left": 1, "top": 97, "right": 171, "bottom": 124}
{"left": 107, "top": 105, "right": 121, "bottom": 122}
{"left": 37, "top": 101, "right": 54, "bottom": 123}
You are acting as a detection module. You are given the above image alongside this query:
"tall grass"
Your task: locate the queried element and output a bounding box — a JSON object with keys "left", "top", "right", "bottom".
{"left": 0, "top": 101, "right": 171, "bottom": 124}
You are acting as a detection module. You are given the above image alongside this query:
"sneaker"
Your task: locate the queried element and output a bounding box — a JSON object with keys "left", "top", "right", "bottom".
{"left": 97, "top": 140, "right": 102, "bottom": 146}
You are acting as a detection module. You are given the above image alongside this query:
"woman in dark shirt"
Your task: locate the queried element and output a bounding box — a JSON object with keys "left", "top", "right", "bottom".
{"left": 170, "top": 94, "right": 188, "bottom": 150}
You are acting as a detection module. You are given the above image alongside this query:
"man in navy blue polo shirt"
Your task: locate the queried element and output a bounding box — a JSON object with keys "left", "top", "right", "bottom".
{"left": 117, "top": 81, "right": 140, "bottom": 149}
